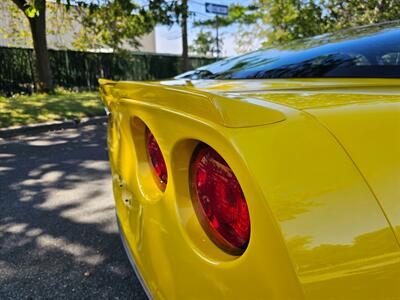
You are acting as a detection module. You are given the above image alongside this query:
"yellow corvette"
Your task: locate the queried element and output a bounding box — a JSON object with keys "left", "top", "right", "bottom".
{"left": 100, "top": 22, "right": 400, "bottom": 299}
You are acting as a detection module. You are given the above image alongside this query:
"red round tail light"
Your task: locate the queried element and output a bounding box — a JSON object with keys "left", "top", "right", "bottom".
{"left": 190, "top": 143, "right": 250, "bottom": 255}
{"left": 146, "top": 128, "right": 168, "bottom": 190}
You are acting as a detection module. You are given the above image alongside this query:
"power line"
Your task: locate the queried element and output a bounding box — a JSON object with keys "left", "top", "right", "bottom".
{"left": 190, "top": 10, "right": 210, "bottom": 18}
{"left": 188, "top": 0, "right": 206, "bottom": 5}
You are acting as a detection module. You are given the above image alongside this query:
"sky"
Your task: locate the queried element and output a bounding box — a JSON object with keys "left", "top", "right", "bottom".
{"left": 155, "top": 0, "right": 260, "bottom": 57}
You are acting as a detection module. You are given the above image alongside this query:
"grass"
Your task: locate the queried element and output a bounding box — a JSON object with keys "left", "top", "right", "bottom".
{"left": 0, "top": 89, "right": 105, "bottom": 128}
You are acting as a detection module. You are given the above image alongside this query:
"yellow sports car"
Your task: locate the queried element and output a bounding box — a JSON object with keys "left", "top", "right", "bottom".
{"left": 100, "top": 21, "right": 400, "bottom": 299}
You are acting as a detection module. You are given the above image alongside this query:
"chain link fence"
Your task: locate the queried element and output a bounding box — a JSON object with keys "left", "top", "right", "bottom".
{"left": 0, "top": 47, "right": 216, "bottom": 95}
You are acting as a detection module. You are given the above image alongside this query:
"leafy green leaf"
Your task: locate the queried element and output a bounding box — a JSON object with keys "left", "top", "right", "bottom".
{"left": 24, "top": 6, "right": 39, "bottom": 18}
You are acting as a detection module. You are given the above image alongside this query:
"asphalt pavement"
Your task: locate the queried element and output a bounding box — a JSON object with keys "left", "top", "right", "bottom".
{"left": 0, "top": 123, "right": 147, "bottom": 299}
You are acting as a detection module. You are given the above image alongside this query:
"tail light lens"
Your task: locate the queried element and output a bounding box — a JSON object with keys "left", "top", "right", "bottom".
{"left": 190, "top": 143, "right": 250, "bottom": 255}
{"left": 146, "top": 128, "right": 168, "bottom": 190}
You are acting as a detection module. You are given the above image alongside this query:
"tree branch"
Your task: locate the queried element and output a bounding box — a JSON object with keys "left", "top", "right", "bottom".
{"left": 11, "top": 0, "right": 28, "bottom": 12}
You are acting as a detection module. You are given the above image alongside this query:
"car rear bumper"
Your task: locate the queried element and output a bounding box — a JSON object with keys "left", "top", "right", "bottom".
{"left": 116, "top": 214, "right": 152, "bottom": 300}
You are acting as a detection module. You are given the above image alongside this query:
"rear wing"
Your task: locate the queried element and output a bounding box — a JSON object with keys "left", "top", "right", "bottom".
{"left": 98, "top": 78, "right": 286, "bottom": 128}
{"left": 98, "top": 79, "right": 117, "bottom": 112}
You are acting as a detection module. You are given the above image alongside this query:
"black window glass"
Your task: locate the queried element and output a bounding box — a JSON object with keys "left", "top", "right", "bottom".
{"left": 180, "top": 22, "right": 400, "bottom": 79}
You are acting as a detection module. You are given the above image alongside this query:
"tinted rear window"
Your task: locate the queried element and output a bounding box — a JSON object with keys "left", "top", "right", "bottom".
{"left": 190, "top": 22, "right": 400, "bottom": 79}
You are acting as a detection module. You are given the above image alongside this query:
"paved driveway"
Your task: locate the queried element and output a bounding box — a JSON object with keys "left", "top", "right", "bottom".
{"left": 0, "top": 124, "right": 146, "bottom": 299}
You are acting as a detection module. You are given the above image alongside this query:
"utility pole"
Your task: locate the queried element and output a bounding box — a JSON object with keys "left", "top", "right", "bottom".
{"left": 216, "top": 15, "right": 219, "bottom": 58}
{"left": 182, "top": 0, "right": 189, "bottom": 72}
{"left": 205, "top": 3, "right": 228, "bottom": 58}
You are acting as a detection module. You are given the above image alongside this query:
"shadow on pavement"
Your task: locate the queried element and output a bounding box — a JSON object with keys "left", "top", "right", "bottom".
{"left": 0, "top": 124, "right": 147, "bottom": 299}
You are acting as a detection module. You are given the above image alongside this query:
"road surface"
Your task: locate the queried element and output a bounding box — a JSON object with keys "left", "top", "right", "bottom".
{"left": 0, "top": 124, "right": 147, "bottom": 299}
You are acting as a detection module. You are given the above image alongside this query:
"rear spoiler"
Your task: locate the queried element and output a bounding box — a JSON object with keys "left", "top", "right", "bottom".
{"left": 98, "top": 78, "right": 117, "bottom": 111}
{"left": 98, "top": 78, "right": 285, "bottom": 128}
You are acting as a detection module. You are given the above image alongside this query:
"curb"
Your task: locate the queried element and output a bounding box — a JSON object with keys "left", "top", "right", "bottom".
{"left": 0, "top": 115, "right": 108, "bottom": 139}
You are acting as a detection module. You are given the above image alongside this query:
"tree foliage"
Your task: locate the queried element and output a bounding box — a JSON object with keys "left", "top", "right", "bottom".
{"left": 195, "top": 0, "right": 400, "bottom": 49}
{"left": 324, "top": 0, "right": 400, "bottom": 28}
{"left": 193, "top": 4, "right": 261, "bottom": 28}
{"left": 258, "top": 0, "right": 400, "bottom": 46}
{"left": 189, "top": 30, "right": 222, "bottom": 57}
{"left": 69, "top": 0, "right": 181, "bottom": 51}
{"left": 6, "top": 0, "right": 183, "bottom": 92}
{"left": 2, "top": 2, "right": 78, "bottom": 49}
{"left": 11, "top": 0, "right": 54, "bottom": 92}
{"left": 1, "top": 2, "right": 32, "bottom": 48}
{"left": 259, "top": 0, "right": 326, "bottom": 45}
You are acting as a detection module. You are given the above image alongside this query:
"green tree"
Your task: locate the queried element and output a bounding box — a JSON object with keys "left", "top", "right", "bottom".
{"left": 72, "top": 0, "right": 179, "bottom": 51}
{"left": 11, "top": 0, "right": 53, "bottom": 92}
{"left": 1, "top": 2, "right": 32, "bottom": 48}
{"left": 233, "top": 23, "right": 263, "bottom": 54}
{"left": 196, "top": 0, "right": 400, "bottom": 49}
{"left": 324, "top": 0, "right": 400, "bottom": 29}
{"left": 193, "top": 4, "right": 261, "bottom": 28}
{"left": 73, "top": 1, "right": 190, "bottom": 69}
{"left": 193, "top": 4, "right": 260, "bottom": 56}
{"left": 7, "top": 0, "right": 181, "bottom": 93}
{"left": 189, "top": 30, "right": 222, "bottom": 57}
{"left": 258, "top": 0, "right": 327, "bottom": 46}
{"left": 257, "top": 0, "right": 400, "bottom": 46}
{"left": 2, "top": 2, "right": 81, "bottom": 49}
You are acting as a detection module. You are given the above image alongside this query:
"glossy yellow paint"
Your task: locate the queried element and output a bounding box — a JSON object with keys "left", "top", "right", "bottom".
{"left": 99, "top": 78, "right": 400, "bottom": 299}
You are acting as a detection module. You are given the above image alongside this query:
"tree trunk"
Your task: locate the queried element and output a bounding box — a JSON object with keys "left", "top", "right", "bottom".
{"left": 12, "top": 0, "right": 53, "bottom": 93}
{"left": 181, "top": 0, "right": 189, "bottom": 72}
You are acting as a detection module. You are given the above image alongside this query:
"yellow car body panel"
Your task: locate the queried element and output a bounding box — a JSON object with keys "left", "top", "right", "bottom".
{"left": 99, "top": 78, "right": 400, "bottom": 299}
